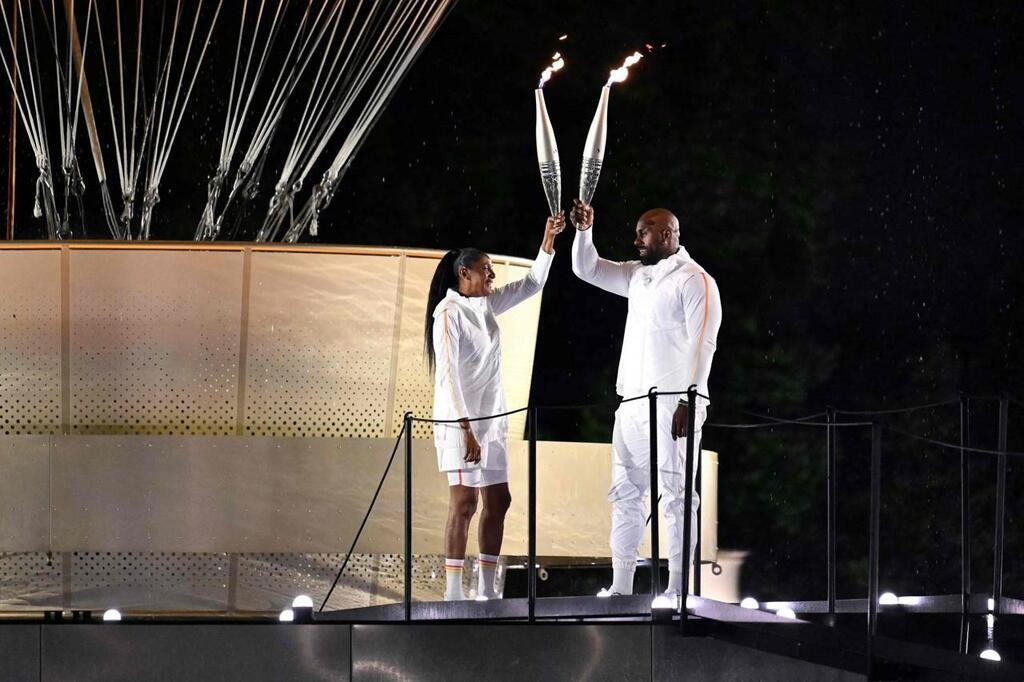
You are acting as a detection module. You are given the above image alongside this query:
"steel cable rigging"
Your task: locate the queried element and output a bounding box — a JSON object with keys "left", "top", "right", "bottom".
{"left": 2, "top": 0, "right": 453, "bottom": 241}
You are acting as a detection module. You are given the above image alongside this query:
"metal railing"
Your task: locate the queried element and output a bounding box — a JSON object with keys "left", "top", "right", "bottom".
{"left": 325, "top": 390, "right": 1021, "bottom": 651}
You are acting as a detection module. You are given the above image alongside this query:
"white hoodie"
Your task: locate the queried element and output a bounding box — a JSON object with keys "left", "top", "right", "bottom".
{"left": 432, "top": 249, "right": 554, "bottom": 466}
{"left": 572, "top": 228, "right": 721, "bottom": 406}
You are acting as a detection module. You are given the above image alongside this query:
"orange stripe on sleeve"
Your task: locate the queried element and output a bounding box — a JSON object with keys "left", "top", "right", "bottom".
{"left": 442, "top": 310, "right": 468, "bottom": 418}
{"left": 689, "top": 272, "right": 711, "bottom": 388}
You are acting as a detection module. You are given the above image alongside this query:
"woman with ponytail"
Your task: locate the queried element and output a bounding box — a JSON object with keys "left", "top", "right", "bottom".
{"left": 425, "top": 211, "right": 565, "bottom": 601}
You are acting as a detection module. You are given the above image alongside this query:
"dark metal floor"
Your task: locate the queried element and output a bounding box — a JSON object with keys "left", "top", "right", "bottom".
{"left": 318, "top": 592, "right": 1024, "bottom": 622}
{"left": 317, "top": 593, "right": 1024, "bottom": 680}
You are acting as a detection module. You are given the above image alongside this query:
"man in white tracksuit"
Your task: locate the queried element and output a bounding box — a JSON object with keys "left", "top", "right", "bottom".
{"left": 570, "top": 199, "right": 722, "bottom": 598}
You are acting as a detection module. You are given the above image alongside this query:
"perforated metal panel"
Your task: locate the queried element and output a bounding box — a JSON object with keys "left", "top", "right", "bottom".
{"left": 0, "top": 552, "right": 62, "bottom": 608}
{"left": 228, "top": 552, "right": 469, "bottom": 610}
{"left": 391, "top": 256, "right": 445, "bottom": 439}
{"left": 68, "top": 551, "right": 231, "bottom": 609}
{"left": 243, "top": 252, "right": 401, "bottom": 438}
{"left": 234, "top": 552, "right": 423, "bottom": 611}
{"left": 237, "top": 552, "right": 356, "bottom": 610}
{"left": 0, "top": 551, "right": 456, "bottom": 612}
{"left": 69, "top": 250, "right": 243, "bottom": 435}
{"left": 0, "top": 250, "right": 62, "bottom": 435}
{"left": 0, "top": 244, "right": 542, "bottom": 439}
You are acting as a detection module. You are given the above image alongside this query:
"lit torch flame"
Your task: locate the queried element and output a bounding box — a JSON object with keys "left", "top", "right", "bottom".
{"left": 538, "top": 52, "right": 565, "bottom": 88}
{"left": 606, "top": 51, "right": 643, "bottom": 86}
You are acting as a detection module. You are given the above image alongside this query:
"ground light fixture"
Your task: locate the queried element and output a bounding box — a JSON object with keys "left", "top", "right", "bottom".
{"left": 291, "top": 595, "right": 314, "bottom": 623}
{"left": 878, "top": 592, "right": 898, "bottom": 605}
{"left": 979, "top": 612, "right": 1000, "bottom": 662}
{"left": 775, "top": 606, "right": 797, "bottom": 620}
{"left": 102, "top": 609, "right": 121, "bottom": 622}
{"left": 740, "top": 597, "right": 759, "bottom": 609}
{"left": 278, "top": 609, "right": 295, "bottom": 622}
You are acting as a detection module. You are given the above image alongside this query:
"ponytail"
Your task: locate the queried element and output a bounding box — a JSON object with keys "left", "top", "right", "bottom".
{"left": 424, "top": 247, "right": 486, "bottom": 372}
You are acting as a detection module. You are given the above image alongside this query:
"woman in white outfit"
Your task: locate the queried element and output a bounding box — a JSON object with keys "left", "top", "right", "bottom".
{"left": 425, "top": 212, "right": 564, "bottom": 601}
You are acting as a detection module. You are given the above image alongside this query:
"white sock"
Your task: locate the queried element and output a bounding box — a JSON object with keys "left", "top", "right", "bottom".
{"left": 478, "top": 553, "right": 499, "bottom": 598}
{"left": 444, "top": 558, "right": 465, "bottom": 600}
{"left": 667, "top": 568, "right": 683, "bottom": 594}
{"left": 611, "top": 559, "right": 636, "bottom": 595}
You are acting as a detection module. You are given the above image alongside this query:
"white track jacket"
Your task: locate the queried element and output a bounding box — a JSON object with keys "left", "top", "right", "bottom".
{"left": 572, "top": 228, "right": 721, "bottom": 406}
{"left": 432, "top": 249, "right": 554, "bottom": 464}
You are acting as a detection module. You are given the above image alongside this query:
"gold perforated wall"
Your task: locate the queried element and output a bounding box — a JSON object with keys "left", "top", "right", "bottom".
{"left": 69, "top": 250, "right": 243, "bottom": 435}
{"left": 243, "top": 252, "right": 400, "bottom": 438}
{"left": 0, "top": 250, "right": 62, "bottom": 435}
{"left": 0, "top": 244, "right": 542, "bottom": 438}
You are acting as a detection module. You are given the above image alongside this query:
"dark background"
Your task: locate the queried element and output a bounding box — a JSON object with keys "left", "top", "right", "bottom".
{"left": 3, "top": 1, "right": 1022, "bottom": 601}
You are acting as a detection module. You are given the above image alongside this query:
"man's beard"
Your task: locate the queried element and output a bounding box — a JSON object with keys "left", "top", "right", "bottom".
{"left": 638, "top": 250, "right": 660, "bottom": 266}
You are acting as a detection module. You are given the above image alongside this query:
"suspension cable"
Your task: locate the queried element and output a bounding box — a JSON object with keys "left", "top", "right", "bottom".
{"left": 832, "top": 398, "right": 959, "bottom": 416}
{"left": 284, "top": 0, "right": 452, "bottom": 242}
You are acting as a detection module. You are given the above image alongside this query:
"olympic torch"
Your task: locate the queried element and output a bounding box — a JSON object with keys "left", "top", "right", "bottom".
{"left": 579, "top": 86, "right": 609, "bottom": 205}
{"left": 535, "top": 53, "right": 564, "bottom": 216}
{"left": 579, "top": 51, "right": 643, "bottom": 205}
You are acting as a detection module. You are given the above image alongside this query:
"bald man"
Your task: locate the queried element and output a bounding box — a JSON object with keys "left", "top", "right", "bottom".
{"left": 570, "top": 199, "right": 722, "bottom": 600}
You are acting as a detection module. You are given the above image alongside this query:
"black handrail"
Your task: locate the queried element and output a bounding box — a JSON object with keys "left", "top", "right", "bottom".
{"left": 648, "top": 388, "right": 662, "bottom": 599}
{"left": 334, "top": 390, "right": 1016, "bottom": 642}
{"left": 680, "top": 385, "right": 699, "bottom": 634}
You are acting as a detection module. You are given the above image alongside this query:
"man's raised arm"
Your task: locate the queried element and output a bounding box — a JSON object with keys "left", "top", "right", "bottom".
{"left": 570, "top": 200, "right": 635, "bottom": 298}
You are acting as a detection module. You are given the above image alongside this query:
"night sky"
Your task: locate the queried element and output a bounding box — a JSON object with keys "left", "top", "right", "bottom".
{"left": 3, "top": 1, "right": 1023, "bottom": 600}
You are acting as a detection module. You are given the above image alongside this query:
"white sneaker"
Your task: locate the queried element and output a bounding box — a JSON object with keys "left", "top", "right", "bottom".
{"left": 596, "top": 587, "right": 623, "bottom": 598}
{"left": 651, "top": 590, "right": 679, "bottom": 610}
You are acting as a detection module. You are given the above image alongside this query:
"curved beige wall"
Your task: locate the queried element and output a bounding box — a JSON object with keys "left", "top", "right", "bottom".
{"left": 0, "top": 242, "right": 541, "bottom": 438}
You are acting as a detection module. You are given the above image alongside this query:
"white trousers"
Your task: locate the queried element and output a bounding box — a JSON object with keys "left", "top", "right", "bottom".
{"left": 608, "top": 399, "right": 705, "bottom": 572}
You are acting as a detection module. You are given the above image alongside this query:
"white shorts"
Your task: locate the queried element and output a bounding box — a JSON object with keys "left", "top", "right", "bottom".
{"left": 437, "top": 439, "right": 508, "bottom": 471}
{"left": 446, "top": 467, "right": 509, "bottom": 488}
{"left": 439, "top": 439, "right": 509, "bottom": 488}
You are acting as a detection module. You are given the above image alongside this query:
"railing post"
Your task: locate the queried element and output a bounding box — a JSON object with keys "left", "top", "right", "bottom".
{"left": 826, "top": 406, "right": 837, "bottom": 617}
{"left": 991, "top": 395, "right": 1008, "bottom": 616}
{"left": 648, "top": 387, "right": 661, "bottom": 599}
{"left": 694, "top": 447, "right": 702, "bottom": 598}
{"left": 867, "top": 422, "right": 882, "bottom": 676}
{"left": 528, "top": 406, "right": 538, "bottom": 623}
{"left": 959, "top": 393, "right": 971, "bottom": 621}
{"left": 680, "top": 385, "right": 698, "bottom": 634}
{"left": 403, "top": 412, "right": 413, "bottom": 622}
{"left": 958, "top": 613, "right": 971, "bottom": 656}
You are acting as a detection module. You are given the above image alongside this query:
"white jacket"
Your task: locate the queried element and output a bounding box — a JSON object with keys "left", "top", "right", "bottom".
{"left": 572, "top": 228, "right": 721, "bottom": 406}
{"left": 432, "top": 249, "right": 554, "bottom": 460}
